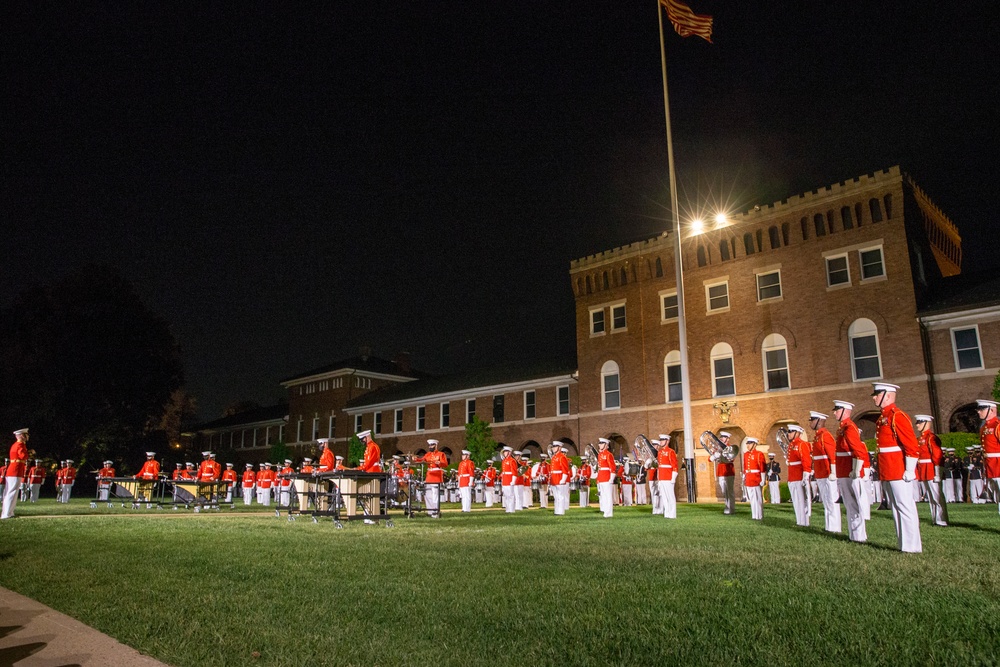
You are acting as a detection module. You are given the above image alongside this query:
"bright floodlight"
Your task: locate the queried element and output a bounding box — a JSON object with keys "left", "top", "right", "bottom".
{"left": 691, "top": 218, "right": 704, "bottom": 233}
{"left": 715, "top": 213, "right": 727, "bottom": 226}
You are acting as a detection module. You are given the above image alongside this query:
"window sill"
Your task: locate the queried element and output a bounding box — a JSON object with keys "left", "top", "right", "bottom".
{"left": 757, "top": 295, "right": 783, "bottom": 304}
{"left": 859, "top": 274, "right": 888, "bottom": 285}
{"left": 707, "top": 307, "right": 731, "bottom": 316}
{"left": 590, "top": 331, "right": 606, "bottom": 338}
{"left": 661, "top": 317, "right": 679, "bottom": 324}
{"left": 826, "top": 282, "right": 852, "bottom": 291}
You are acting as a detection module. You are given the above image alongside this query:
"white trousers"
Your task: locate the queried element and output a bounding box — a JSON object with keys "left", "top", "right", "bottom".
{"left": 485, "top": 486, "right": 495, "bottom": 508}
{"left": 522, "top": 486, "right": 531, "bottom": 508}
{"left": 942, "top": 479, "right": 955, "bottom": 503}
{"left": 598, "top": 481, "right": 614, "bottom": 517}
{"left": 460, "top": 486, "right": 472, "bottom": 512}
{"left": 789, "top": 480, "right": 809, "bottom": 526}
{"left": 747, "top": 485, "right": 763, "bottom": 520}
{"left": 622, "top": 483, "right": 633, "bottom": 506}
{"left": 2, "top": 477, "right": 20, "bottom": 519}
{"left": 539, "top": 484, "right": 548, "bottom": 509}
{"left": 821, "top": 478, "right": 842, "bottom": 533}
{"left": 768, "top": 480, "right": 781, "bottom": 504}
{"left": 514, "top": 485, "right": 524, "bottom": 511}
{"left": 952, "top": 479, "right": 964, "bottom": 503}
{"left": 426, "top": 484, "right": 441, "bottom": 516}
{"left": 658, "top": 480, "right": 677, "bottom": 518}
{"left": 991, "top": 478, "right": 1000, "bottom": 514}
{"left": 580, "top": 485, "right": 590, "bottom": 508}
{"left": 969, "top": 479, "right": 986, "bottom": 504}
{"left": 243, "top": 488, "right": 254, "bottom": 505}
{"left": 502, "top": 484, "right": 515, "bottom": 513}
{"left": 884, "top": 479, "right": 922, "bottom": 553}
{"left": 553, "top": 484, "right": 568, "bottom": 515}
{"left": 257, "top": 488, "right": 271, "bottom": 506}
{"left": 60, "top": 483, "right": 74, "bottom": 503}
{"left": 29, "top": 483, "right": 41, "bottom": 503}
{"left": 860, "top": 478, "right": 871, "bottom": 520}
{"left": 651, "top": 482, "right": 661, "bottom": 514}
{"left": 920, "top": 479, "right": 948, "bottom": 526}
{"left": 279, "top": 488, "right": 291, "bottom": 507}
{"left": 838, "top": 477, "right": 867, "bottom": 542}
{"left": 635, "top": 482, "right": 648, "bottom": 505}
{"left": 871, "top": 478, "right": 883, "bottom": 504}
{"left": 718, "top": 476, "right": 735, "bottom": 514}
{"left": 98, "top": 484, "right": 110, "bottom": 501}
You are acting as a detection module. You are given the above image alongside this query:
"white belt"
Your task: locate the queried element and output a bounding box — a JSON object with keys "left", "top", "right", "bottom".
{"left": 836, "top": 452, "right": 852, "bottom": 457}
{"left": 789, "top": 461, "right": 802, "bottom": 466}
{"left": 918, "top": 459, "right": 932, "bottom": 463}
{"left": 986, "top": 453, "right": 1000, "bottom": 458}
{"left": 879, "top": 446, "right": 901, "bottom": 453}
{"left": 599, "top": 467, "right": 612, "bottom": 471}
{"left": 747, "top": 469, "right": 760, "bottom": 473}
{"left": 813, "top": 455, "right": 828, "bottom": 460}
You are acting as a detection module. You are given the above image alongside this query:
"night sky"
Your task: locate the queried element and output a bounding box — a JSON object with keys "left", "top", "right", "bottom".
{"left": 4, "top": 1, "right": 998, "bottom": 419}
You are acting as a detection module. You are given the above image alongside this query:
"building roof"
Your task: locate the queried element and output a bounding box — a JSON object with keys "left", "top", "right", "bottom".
{"left": 279, "top": 353, "right": 424, "bottom": 384}
{"left": 918, "top": 270, "right": 1000, "bottom": 316}
{"left": 188, "top": 404, "right": 288, "bottom": 432}
{"left": 345, "top": 357, "right": 578, "bottom": 409}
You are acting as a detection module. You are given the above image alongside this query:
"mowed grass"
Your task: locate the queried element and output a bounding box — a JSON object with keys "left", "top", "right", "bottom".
{"left": 2, "top": 500, "right": 999, "bottom": 667}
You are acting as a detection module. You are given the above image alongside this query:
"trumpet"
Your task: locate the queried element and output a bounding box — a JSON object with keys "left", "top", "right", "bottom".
{"left": 776, "top": 427, "right": 792, "bottom": 459}
{"left": 699, "top": 431, "right": 735, "bottom": 463}
{"left": 632, "top": 434, "right": 658, "bottom": 470}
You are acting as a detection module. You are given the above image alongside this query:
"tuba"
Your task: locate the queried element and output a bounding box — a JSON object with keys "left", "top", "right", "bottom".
{"left": 776, "top": 427, "right": 792, "bottom": 459}
{"left": 699, "top": 431, "right": 736, "bottom": 463}
{"left": 632, "top": 434, "right": 658, "bottom": 470}
{"left": 584, "top": 444, "right": 600, "bottom": 471}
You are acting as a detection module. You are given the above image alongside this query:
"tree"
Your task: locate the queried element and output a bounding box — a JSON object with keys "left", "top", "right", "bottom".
{"left": 347, "top": 434, "right": 365, "bottom": 467}
{"left": 270, "top": 440, "right": 291, "bottom": 466}
{"left": 465, "top": 415, "right": 496, "bottom": 468}
{"left": 993, "top": 369, "right": 1000, "bottom": 402}
{"left": 0, "top": 265, "right": 183, "bottom": 465}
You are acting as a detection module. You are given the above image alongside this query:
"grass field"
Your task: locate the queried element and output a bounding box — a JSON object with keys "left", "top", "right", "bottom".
{"left": 2, "top": 499, "right": 999, "bottom": 667}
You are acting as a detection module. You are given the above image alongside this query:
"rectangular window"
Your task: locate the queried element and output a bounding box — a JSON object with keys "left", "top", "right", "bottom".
{"left": 374, "top": 412, "right": 382, "bottom": 435}
{"left": 764, "top": 349, "right": 789, "bottom": 390}
{"left": 661, "top": 292, "right": 678, "bottom": 321}
{"left": 859, "top": 247, "right": 885, "bottom": 280}
{"left": 417, "top": 405, "right": 426, "bottom": 431}
{"left": 756, "top": 271, "right": 782, "bottom": 301}
{"left": 328, "top": 414, "right": 335, "bottom": 438}
{"left": 296, "top": 419, "right": 303, "bottom": 442}
{"left": 440, "top": 402, "right": 450, "bottom": 428}
{"left": 312, "top": 417, "right": 320, "bottom": 440}
{"left": 557, "top": 386, "right": 570, "bottom": 415}
{"left": 826, "top": 255, "right": 850, "bottom": 287}
{"left": 952, "top": 327, "right": 984, "bottom": 371}
{"left": 713, "top": 357, "right": 735, "bottom": 396}
{"left": 524, "top": 391, "right": 536, "bottom": 420}
{"left": 466, "top": 399, "right": 476, "bottom": 424}
{"left": 354, "top": 414, "right": 362, "bottom": 433}
{"left": 394, "top": 408, "right": 403, "bottom": 433}
{"left": 492, "top": 395, "right": 505, "bottom": 423}
{"left": 611, "top": 304, "right": 626, "bottom": 331}
{"left": 707, "top": 282, "right": 730, "bottom": 312}
{"left": 603, "top": 374, "right": 620, "bottom": 409}
{"left": 666, "top": 364, "right": 682, "bottom": 402}
{"left": 591, "top": 309, "right": 605, "bottom": 335}
{"left": 851, "top": 335, "right": 881, "bottom": 380}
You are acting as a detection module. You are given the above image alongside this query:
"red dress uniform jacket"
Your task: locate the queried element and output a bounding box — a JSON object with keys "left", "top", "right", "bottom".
{"left": 657, "top": 447, "right": 678, "bottom": 481}
{"left": 318, "top": 449, "right": 335, "bottom": 472}
{"left": 98, "top": 466, "right": 115, "bottom": 479}
{"left": 876, "top": 403, "right": 920, "bottom": 481}
{"left": 172, "top": 469, "right": 183, "bottom": 480}
{"left": 278, "top": 466, "right": 294, "bottom": 487}
{"left": 786, "top": 440, "right": 812, "bottom": 482}
{"left": 519, "top": 464, "right": 530, "bottom": 487}
{"left": 549, "top": 453, "right": 571, "bottom": 485}
{"left": 457, "top": 459, "right": 475, "bottom": 487}
{"left": 197, "top": 460, "right": 218, "bottom": 482}
{"left": 241, "top": 470, "right": 256, "bottom": 488}
{"left": 257, "top": 470, "right": 274, "bottom": 489}
{"left": 835, "top": 419, "right": 867, "bottom": 478}
{"left": 811, "top": 429, "right": 836, "bottom": 478}
{"left": 485, "top": 467, "right": 498, "bottom": 487}
{"left": 743, "top": 450, "right": 766, "bottom": 486}
{"left": 135, "top": 460, "right": 161, "bottom": 480}
{"left": 916, "top": 431, "right": 943, "bottom": 482}
{"left": 301, "top": 464, "right": 314, "bottom": 474}
{"left": 500, "top": 456, "right": 518, "bottom": 486}
{"left": 415, "top": 451, "right": 448, "bottom": 484}
{"left": 7, "top": 440, "right": 29, "bottom": 478}
{"left": 597, "top": 450, "right": 616, "bottom": 483}
{"left": 361, "top": 440, "right": 382, "bottom": 472}
{"left": 222, "top": 469, "right": 238, "bottom": 486}
{"left": 537, "top": 462, "right": 551, "bottom": 484}
{"left": 28, "top": 465, "right": 45, "bottom": 484}
{"left": 63, "top": 467, "right": 78, "bottom": 484}
{"left": 981, "top": 417, "right": 1000, "bottom": 479}
{"left": 578, "top": 463, "right": 592, "bottom": 485}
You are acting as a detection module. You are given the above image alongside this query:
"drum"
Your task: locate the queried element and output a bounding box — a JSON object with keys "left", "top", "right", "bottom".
{"left": 530, "top": 479, "right": 541, "bottom": 491}
{"left": 385, "top": 475, "right": 400, "bottom": 501}
{"left": 474, "top": 479, "right": 486, "bottom": 493}
{"left": 624, "top": 460, "right": 641, "bottom": 476}
{"left": 569, "top": 479, "right": 580, "bottom": 492}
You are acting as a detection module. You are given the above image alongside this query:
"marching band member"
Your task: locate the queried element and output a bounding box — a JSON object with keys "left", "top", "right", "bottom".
{"left": 241, "top": 463, "right": 256, "bottom": 505}
{"left": 278, "top": 459, "right": 295, "bottom": 507}
{"left": 872, "top": 382, "right": 922, "bottom": 553}
{"left": 785, "top": 425, "right": 811, "bottom": 526}
{"left": 715, "top": 431, "right": 736, "bottom": 515}
{"left": 317, "top": 439, "right": 335, "bottom": 472}
{"left": 656, "top": 434, "right": 679, "bottom": 519}
{"left": 510, "top": 451, "right": 524, "bottom": 511}
{"left": 742, "top": 438, "right": 766, "bottom": 521}
{"left": 976, "top": 399, "right": 1000, "bottom": 514}
{"left": 518, "top": 452, "right": 532, "bottom": 509}
{"left": 549, "top": 443, "right": 571, "bottom": 515}
{"left": 484, "top": 460, "right": 498, "bottom": 508}
{"left": 621, "top": 456, "right": 635, "bottom": 507}
{"left": 27, "top": 459, "right": 45, "bottom": 503}
{"left": 60, "top": 460, "right": 77, "bottom": 503}
{"left": 809, "top": 411, "right": 841, "bottom": 533}
{"left": 499, "top": 446, "right": 517, "bottom": 513}
{"left": 171, "top": 463, "right": 183, "bottom": 480}
{"left": 614, "top": 460, "right": 625, "bottom": 506}
{"left": 536, "top": 453, "right": 550, "bottom": 509}
{"left": 648, "top": 440, "right": 660, "bottom": 515}
{"left": 635, "top": 465, "right": 649, "bottom": 506}
{"left": 2, "top": 429, "right": 30, "bottom": 519}
{"left": 134, "top": 451, "right": 160, "bottom": 507}
{"left": 54, "top": 460, "right": 65, "bottom": 502}
{"left": 914, "top": 415, "right": 948, "bottom": 527}
{"left": 596, "top": 438, "right": 616, "bottom": 518}
{"left": 334, "top": 456, "right": 346, "bottom": 471}
{"left": 457, "top": 450, "right": 475, "bottom": 513}
{"left": 832, "top": 400, "right": 869, "bottom": 542}
{"left": 222, "top": 463, "right": 237, "bottom": 503}
{"left": 765, "top": 453, "right": 781, "bottom": 505}
{"left": 97, "top": 460, "right": 116, "bottom": 501}
{"left": 578, "top": 458, "right": 592, "bottom": 508}
{"left": 967, "top": 446, "right": 986, "bottom": 504}
{"left": 256, "top": 463, "right": 273, "bottom": 506}
{"left": 357, "top": 431, "right": 382, "bottom": 472}
{"left": 197, "top": 452, "right": 217, "bottom": 482}
{"left": 297, "top": 457, "right": 314, "bottom": 509}
{"left": 414, "top": 439, "right": 447, "bottom": 518}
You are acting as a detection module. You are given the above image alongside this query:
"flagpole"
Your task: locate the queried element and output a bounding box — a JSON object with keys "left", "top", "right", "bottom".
{"left": 657, "top": 1, "right": 697, "bottom": 502}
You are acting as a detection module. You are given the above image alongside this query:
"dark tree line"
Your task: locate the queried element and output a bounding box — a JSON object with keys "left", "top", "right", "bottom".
{"left": 0, "top": 265, "right": 184, "bottom": 472}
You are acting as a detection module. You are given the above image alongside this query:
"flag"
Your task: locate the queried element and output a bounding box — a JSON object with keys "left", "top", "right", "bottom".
{"left": 661, "top": 0, "right": 713, "bottom": 43}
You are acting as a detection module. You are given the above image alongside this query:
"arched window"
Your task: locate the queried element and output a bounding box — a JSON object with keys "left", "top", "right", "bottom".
{"left": 664, "top": 350, "right": 682, "bottom": 402}
{"left": 655, "top": 257, "right": 663, "bottom": 278}
{"left": 743, "top": 232, "right": 756, "bottom": 255}
{"left": 855, "top": 202, "right": 864, "bottom": 227}
{"left": 761, "top": 333, "right": 790, "bottom": 391}
{"left": 768, "top": 226, "right": 780, "bottom": 249}
{"left": 710, "top": 342, "right": 735, "bottom": 397}
{"left": 781, "top": 222, "right": 790, "bottom": 246}
{"left": 883, "top": 194, "right": 893, "bottom": 219}
{"left": 756, "top": 229, "right": 763, "bottom": 252}
{"left": 841, "top": 206, "right": 854, "bottom": 230}
{"left": 602, "top": 271, "right": 609, "bottom": 290}
{"left": 848, "top": 318, "right": 882, "bottom": 381}
{"left": 800, "top": 216, "right": 809, "bottom": 240}
{"left": 620, "top": 267, "right": 628, "bottom": 286}
{"left": 576, "top": 278, "right": 583, "bottom": 296}
{"left": 601, "top": 360, "right": 621, "bottom": 410}
{"left": 719, "top": 239, "right": 731, "bottom": 261}
{"left": 814, "top": 214, "right": 827, "bottom": 237}
{"left": 585, "top": 275, "right": 592, "bottom": 294}
{"left": 697, "top": 245, "right": 707, "bottom": 267}
{"left": 869, "top": 198, "right": 883, "bottom": 223}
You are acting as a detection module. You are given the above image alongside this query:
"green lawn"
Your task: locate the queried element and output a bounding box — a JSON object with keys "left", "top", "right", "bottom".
{"left": 1, "top": 500, "right": 999, "bottom": 667}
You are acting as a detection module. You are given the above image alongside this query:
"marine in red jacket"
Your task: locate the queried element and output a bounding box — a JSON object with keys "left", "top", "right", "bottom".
{"left": 977, "top": 400, "right": 1000, "bottom": 480}
{"left": 135, "top": 452, "right": 161, "bottom": 480}
{"left": 784, "top": 425, "right": 812, "bottom": 526}
{"left": 742, "top": 438, "right": 766, "bottom": 520}
{"left": 317, "top": 439, "right": 335, "bottom": 472}
{"left": 809, "top": 411, "right": 840, "bottom": 533}
{"left": 872, "top": 382, "right": 921, "bottom": 553}
{"left": 2, "top": 428, "right": 30, "bottom": 519}
{"left": 914, "top": 414, "right": 948, "bottom": 527}
{"left": 832, "top": 400, "right": 869, "bottom": 542}
{"left": 357, "top": 431, "right": 382, "bottom": 473}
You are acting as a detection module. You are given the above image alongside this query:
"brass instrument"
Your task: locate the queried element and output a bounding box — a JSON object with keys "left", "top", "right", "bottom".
{"left": 632, "top": 434, "right": 658, "bottom": 470}
{"left": 584, "top": 444, "right": 600, "bottom": 471}
{"left": 776, "top": 427, "right": 792, "bottom": 459}
{"left": 699, "top": 431, "right": 735, "bottom": 463}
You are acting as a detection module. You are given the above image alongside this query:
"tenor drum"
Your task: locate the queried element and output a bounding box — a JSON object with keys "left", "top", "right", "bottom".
{"left": 385, "top": 475, "right": 400, "bottom": 501}
{"left": 530, "top": 479, "right": 541, "bottom": 491}
{"left": 474, "top": 479, "right": 486, "bottom": 493}
{"left": 569, "top": 480, "right": 580, "bottom": 492}
{"left": 624, "top": 461, "right": 641, "bottom": 477}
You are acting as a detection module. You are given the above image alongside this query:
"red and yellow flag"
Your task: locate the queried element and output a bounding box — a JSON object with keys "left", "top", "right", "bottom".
{"left": 660, "top": 0, "right": 713, "bottom": 43}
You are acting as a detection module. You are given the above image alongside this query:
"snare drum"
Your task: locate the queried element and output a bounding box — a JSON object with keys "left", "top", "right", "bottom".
{"left": 474, "top": 479, "right": 486, "bottom": 493}
{"left": 530, "top": 479, "right": 541, "bottom": 491}
{"left": 624, "top": 460, "right": 641, "bottom": 477}
{"left": 569, "top": 479, "right": 580, "bottom": 492}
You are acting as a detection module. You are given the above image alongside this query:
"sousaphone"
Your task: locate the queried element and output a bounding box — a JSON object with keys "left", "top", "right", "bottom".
{"left": 699, "top": 431, "right": 736, "bottom": 463}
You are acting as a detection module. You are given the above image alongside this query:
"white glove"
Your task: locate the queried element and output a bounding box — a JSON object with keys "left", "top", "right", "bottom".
{"left": 710, "top": 453, "right": 720, "bottom": 462}
{"left": 902, "top": 457, "right": 918, "bottom": 483}
{"left": 828, "top": 473, "right": 837, "bottom": 483}
{"left": 610, "top": 475, "right": 616, "bottom": 484}
{"left": 850, "top": 459, "right": 863, "bottom": 480}
{"left": 670, "top": 472, "right": 678, "bottom": 483}
{"left": 802, "top": 472, "right": 811, "bottom": 483}
{"left": 933, "top": 465, "right": 941, "bottom": 483}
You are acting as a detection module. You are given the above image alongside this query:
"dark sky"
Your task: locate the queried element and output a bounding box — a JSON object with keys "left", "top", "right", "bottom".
{"left": 4, "top": 1, "right": 998, "bottom": 420}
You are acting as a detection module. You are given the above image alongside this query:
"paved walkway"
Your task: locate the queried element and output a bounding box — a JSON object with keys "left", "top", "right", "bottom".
{"left": 0, "top": 587, "right": 170, "bottom": 667}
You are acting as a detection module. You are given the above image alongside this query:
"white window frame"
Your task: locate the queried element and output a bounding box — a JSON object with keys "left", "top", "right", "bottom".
{"left": 394, "top": 408, "right": 403, "bottom": 433}
{"left": 524, "top": 390, "right": 536, "bottom": 420}
{"left": 416, "top": 405, "right": 426, "bottom": 431}
{"left": 601, "top": 362, "right": 620, "bottom": 410}
{"left": 664, "top": 350, "right": 682, "bottom": 403}
{"left": 705, "top": 280, "right": 730, "bottom": 314}
{"left": 590, "top": 308, "right": 606, "bottom": 336}
{"left": 825, "top": 253, "right": 851, "bottom": 289}
{"left": 440, "top": 402, "right": 450, "bottom": 429}
{"left": 312, "top": 417, "right": 320, "bottom": 440}
{"left": 755, "top": 269, "right": 782, "bottom": 302}
{"left": 354, "top": 414, "right": 363, "bottom": 433}
{"left": 951, "top": 325, "right": 984, "bottom": 371}
{"left": 858, "top": 245, "right": 887, "bottom": 283}
{"left": 710, "top": 343, "right": 736, "bottom": 397}
{"left": 848, "top": 318, "right": 883, "bottom": 381}
{"left": 660, "top": 290, "right": 678, "bottom": 323}
{"left": 374, "top": 412, "right": 382, "bottom": 434}
{"left": 557, "top": 385, "right": 570, "bottom": 416}
{"left": 296, "top": 418, "right": 303, "bottom": 443}
{"left": 610, "top": 301, "right": 627, "bottom": 332}
{"left": 466, "top": 398, "right": 476, "bottom": 424}
{"left": 761, "top": 333, "right": 790, "bottom": 391}
{"left": 328, "top": 414, "right": 334, "bottom": 438}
